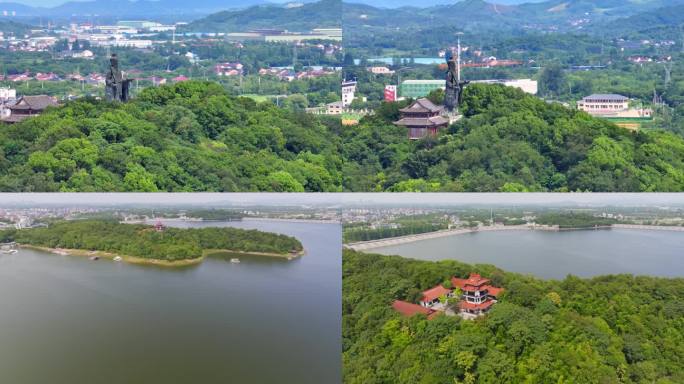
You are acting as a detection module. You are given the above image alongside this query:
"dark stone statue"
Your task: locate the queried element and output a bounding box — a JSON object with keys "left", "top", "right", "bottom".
{"left": 105, "top": 54, "right": 133, "bottom": 102}
{"left": 445, "top": 50, "right": 469, "bottom": 113}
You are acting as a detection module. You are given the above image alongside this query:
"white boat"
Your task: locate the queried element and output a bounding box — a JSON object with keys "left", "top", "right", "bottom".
{"left": 113, "top": 256, "right": 122, "bottom": 262}
{"left": 230, "top": 258, "right": 240, "bottom": 263}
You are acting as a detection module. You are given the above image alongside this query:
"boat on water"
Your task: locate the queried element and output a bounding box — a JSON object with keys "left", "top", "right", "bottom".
{"left": 113, "top": 256, "right": 122, "bottom": 262}
{"left": 1, "top": 249, "right": 18, "bottom": 254}
{"left": 230, "top": 258, "right": 240, "bottom": 263}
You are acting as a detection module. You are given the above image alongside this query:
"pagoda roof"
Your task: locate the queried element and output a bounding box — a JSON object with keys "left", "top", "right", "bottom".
{"left": 394, "top": 116, "right": 449, "bottom": 127}
{"left": 420, "top": 284, "right": 452, "bottom": 303}
{"left": 451, "top": 273, "right": 491, "bottom": 290}
{"left": 399, "top": 98, "right": 444, "bottom": 114}
{"left": 485, "top": 286, "right": 504, "bottom": 297}
{"left": 460, "top": 300, "right": 494, "bottom": 311}
{"left": 392, "top": 300, "right": 435, "bottom": 318}
{"left": 10, "top": 95, "right": 58, "bottom": 111}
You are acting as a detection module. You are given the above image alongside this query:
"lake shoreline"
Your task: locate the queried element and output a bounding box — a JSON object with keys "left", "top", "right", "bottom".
{"left": 345, "top": 223, "right": 684, "bottom": 251}
{"left": 19, "top": 244, "right": 304, "bottom": 267}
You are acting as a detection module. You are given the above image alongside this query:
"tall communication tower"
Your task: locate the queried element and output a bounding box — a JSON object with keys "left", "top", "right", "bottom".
{"left": 664, "top": 61, "right": 673, "bottom": 86}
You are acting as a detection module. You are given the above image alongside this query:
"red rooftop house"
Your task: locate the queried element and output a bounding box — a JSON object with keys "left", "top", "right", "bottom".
{"left": 451, "top": 273, "right": 504, "bottom": 318}
{"left": 393, "top": 98, "right": 449, "bottom": 140}
{"left": 419, "top": 284, "right": 453, "bottom": 308}
{"left": 392, "top": 300, "right": 438, "bottom": 320}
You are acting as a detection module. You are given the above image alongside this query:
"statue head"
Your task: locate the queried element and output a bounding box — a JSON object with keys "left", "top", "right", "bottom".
{"left": 110, "top": 54, "right": 118, "bottom": 69}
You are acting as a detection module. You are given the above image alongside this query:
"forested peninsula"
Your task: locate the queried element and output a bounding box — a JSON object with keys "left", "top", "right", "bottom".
{"left": 0, "top": 220, "right": 303, "bottom": 265}
{"left": 343, "top": 249, "right": 684, "bottom": 383}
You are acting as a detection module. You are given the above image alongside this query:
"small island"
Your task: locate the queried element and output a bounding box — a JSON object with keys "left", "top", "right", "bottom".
{"left": 1, "top": 220, "right": 304, "bottom": 266}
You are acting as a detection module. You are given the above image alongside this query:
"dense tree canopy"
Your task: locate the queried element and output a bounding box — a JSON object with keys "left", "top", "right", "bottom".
{"left": 341, "top": 84, "right": 684, "bottom": 192}
{"left": 343, "top": 249, "right": 684, "bottom": 383}
{"left": 0, "top": 81, "right": 343, "bottom": 191}
{"left": 1, "top": 220, "right": 302, "bottom": 261}
{"left": 3, "top": 81, "right": 684, "bottom": 191}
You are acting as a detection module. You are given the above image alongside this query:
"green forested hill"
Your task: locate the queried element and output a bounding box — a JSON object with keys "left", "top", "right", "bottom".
{"left": 0, "top": 81, "right": 343, "bottom": 192}
{"left": 2, "top": 81, "right": 684, "bottom": 192}
{"left": 341, "top": 84, "right": 684, "bottom": 192}
{"left": 184, "top": 0, "right": 341, "bottom": 32}
{"left": 0, "top": 220, "right": 303, "bottom": 261}
{"left": 342, "top": 249, "right": 684, "bottom": 383}
{"left": 0, "top": 20, "right": 32, "bottom": 36}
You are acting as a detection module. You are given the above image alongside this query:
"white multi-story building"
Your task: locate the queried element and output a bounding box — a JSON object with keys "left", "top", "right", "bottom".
{"left": 577, "top": 94, "right": 630, "bottom": 114}
{"left": 341, "top": 80, "right": 357, "bottom": 107}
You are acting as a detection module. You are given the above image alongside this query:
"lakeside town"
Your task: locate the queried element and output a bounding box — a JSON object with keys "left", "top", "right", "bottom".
{"left": 0, "top": 16, "right": 343, "bottom": 123}
{"left": 342, "top": 205, "right": 684, "bottom": 245}
{"left": 0, "top": 205, "right": 340, "bottom": 230}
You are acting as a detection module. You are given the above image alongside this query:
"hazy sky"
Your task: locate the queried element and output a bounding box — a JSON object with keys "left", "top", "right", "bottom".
{"left": 1, "top": 193, "right": 684, "bottom": 208}
{"left": 345, "top": 0, "right": 546, "bottom": 8}
{"left": 2, "top": 0, "right": 299, "bottom": 8}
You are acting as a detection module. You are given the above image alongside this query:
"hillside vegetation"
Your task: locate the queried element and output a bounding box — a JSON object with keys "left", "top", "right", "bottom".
{"left": 185, "top": 0, "right": 341, "bottom": 32}
{"left": 0, "top": 220, "right": 303, "bottom": 261}
{"left": 3, "top": 81, "right": 684, "bottom": 192}
{"left": 343, "top": 249, "right": 684, "bottom": 383}
{"left": 0, "top": 81, "right": 343, "bottom": 192}
{"left": 341, "top": 84, "right": 684, "bottom": 192}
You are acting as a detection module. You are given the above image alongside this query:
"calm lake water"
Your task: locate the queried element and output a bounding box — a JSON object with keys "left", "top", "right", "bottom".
{"left": 372, "top": 229, "right": 684, "bottom": 279}
{"left": 0, "top": 220, "right": 341, "bottom": 384}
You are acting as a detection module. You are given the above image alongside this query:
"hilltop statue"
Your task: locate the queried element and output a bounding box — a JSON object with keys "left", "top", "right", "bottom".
{"left": 444, "top": 45, "right": 470, "bottom": 113}
{"left": 105, "top": 54, "right": 133, "bottom": 102}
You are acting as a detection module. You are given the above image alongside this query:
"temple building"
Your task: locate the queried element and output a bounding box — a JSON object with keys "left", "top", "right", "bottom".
{"left": 391, "top": 272, "right": 504, "bottom": 320}
{"left": 451, "top": 273, "right": 504, "bottom": 319}
{"left": 393, "top": 98, "right": 449, "bottom": 140}
{"left": 154, "top": 220, "right": 165, "bottom": 232}
{"left": 1, "top": 95, "right": 58, "bottom": 123}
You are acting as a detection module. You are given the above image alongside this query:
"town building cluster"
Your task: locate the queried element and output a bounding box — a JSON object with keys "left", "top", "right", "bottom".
{"left": 393, "top": 273, "right": 504, "bottom": 320}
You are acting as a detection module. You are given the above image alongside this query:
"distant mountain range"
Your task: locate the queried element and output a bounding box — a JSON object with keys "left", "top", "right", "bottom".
{"left": 346, "top": 0, "right": 545, "bottom": 8}
{"left": 184, "top": 0, "right": 340, "bottom": 32}
{"left": 344, "top": 0, "right": 684, "bottom": 32}
{"left": 0, "top": 0, "right": 319, "bottom": 19}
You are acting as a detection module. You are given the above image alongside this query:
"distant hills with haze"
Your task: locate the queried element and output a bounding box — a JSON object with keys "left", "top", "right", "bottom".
{"left": 0, "top": 0, "right": 319, "bottom": 19}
